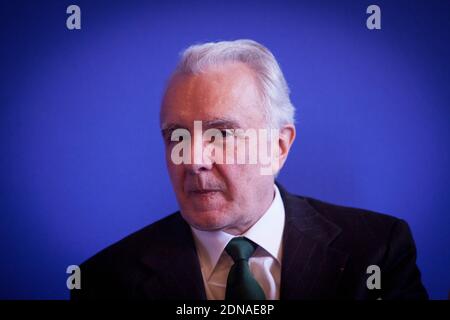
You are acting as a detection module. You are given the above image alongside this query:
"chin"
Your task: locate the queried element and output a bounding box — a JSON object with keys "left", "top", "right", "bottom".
{"left": 181, "top": 209, "right": 230, "bottom": 231}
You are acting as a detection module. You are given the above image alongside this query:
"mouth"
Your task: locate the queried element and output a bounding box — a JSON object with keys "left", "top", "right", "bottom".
{"left": 189, "top": 189, "right": 221, "bottom": 195}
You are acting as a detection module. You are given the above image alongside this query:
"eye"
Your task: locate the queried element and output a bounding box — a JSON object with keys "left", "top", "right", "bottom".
{"left": 164, "top": 129, "right": 190, "bottom": 146}
{"left": 220, "top": 129, "right": 234, "bottom": 138}
{"left": 166, "top": 136, "right": 182, "bottom": 145}
{"left": 163, "top": 131, "right": 176, "bottom": 144}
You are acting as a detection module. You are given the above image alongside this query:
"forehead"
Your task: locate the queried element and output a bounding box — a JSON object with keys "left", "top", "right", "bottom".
{"left": 160, "top": 62, "right": 266, "bottom": 128}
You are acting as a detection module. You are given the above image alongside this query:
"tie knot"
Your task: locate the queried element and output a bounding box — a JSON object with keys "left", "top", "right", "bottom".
{"left": 225, "top": 237, "right": 257, "bottom": 262}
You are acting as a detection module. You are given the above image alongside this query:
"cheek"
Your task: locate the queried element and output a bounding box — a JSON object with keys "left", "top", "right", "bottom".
{"left": 216, "top": 163, "right": 260, "bottom": 191}
{"left": 218, "top": 165, "right": 263, "bottom": 211}
{"left": 166, "top": 157, "right": 184, "bottom": 186}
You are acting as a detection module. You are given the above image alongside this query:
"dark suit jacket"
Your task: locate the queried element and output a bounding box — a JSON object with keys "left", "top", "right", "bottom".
{"left": 71, "top": 183, "right": 428, "bottom": 300}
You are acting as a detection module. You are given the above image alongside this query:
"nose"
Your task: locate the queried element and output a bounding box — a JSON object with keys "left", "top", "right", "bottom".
{"left": 184, "top": 132, "right": 214, "bottom": 174}
{"left": 186, "top": 162, "right": 212, "bottom": 174}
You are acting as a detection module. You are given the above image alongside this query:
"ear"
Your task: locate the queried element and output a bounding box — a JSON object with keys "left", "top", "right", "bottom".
{"left": 273, "top": 124, "right": 296, "bottom": 174}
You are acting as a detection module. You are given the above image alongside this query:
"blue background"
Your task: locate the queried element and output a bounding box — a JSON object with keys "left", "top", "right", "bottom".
{"left": 1, "top": 0, "right": 449, "bottom": 299}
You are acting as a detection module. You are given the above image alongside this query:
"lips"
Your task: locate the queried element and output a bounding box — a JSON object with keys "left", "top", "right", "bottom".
{"left": 184, "top": 178, "right": 225, "bottom": 195}
{"left": 189, "top": 189, "right": 220, "bottom": 194}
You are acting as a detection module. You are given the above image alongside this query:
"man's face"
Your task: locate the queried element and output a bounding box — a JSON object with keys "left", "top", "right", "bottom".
{"left": 160, "top": 62, "right": 275, "bottom": 235}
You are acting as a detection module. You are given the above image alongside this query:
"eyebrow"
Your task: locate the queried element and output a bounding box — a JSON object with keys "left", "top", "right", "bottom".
{"left": 161, "top": 123, "right": 182, "bottom": 133}
{"left": 202, "top": 118, "right": 241, "bottom": 129}
{"left": 160, "top": 117, "right": 242, "bottom": 134}
{"left": 160, "top": 124, "right": 183, "bottom": 140}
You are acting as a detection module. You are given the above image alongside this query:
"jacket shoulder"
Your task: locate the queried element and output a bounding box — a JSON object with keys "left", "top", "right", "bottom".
{"left": 305, "top": 196, "right": 401, "bottom": 232}
{"left": 299, "top": 195, "right": 411, "bottom": 253}
{"left": 71, "top": 212, "right": 186, "bottom": 300}
{"left": 298, "top": 196, "right": 427, "bottom": 299}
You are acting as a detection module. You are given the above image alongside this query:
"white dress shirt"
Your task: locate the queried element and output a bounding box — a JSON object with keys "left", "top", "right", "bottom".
{"left": 191, "top": 185, "right": 285, "bottom": 300}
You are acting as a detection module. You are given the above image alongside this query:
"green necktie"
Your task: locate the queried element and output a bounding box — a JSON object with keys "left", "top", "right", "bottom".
{"left": 225, "top": 237, "right": 266, "bottom": 300}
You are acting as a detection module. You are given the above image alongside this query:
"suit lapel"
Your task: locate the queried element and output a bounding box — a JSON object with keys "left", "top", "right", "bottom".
{"left": 139, "top": 214, "right": 206, "bottom": 300}
{"left": 277, "top": 183, "right": 349, "bottom": 299}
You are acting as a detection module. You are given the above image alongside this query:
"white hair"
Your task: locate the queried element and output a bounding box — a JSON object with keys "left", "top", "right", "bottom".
{"left": 173, "top": 39, "right": 296, "bottom": 128}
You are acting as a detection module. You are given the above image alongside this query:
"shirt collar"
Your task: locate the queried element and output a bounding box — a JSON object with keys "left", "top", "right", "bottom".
{"left": 242, "top": 184, "right": 285, "bottom": 263}
{"left": 191, "top": 184, "right": 285, "bottom": 279}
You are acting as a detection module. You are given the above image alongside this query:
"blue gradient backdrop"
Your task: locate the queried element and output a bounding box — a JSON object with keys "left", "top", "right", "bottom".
{"left": 1, "top": 0, "right": 449, "bottom": 299}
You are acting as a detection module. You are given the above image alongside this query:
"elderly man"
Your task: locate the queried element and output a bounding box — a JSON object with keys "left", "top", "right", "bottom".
{"left": 72, "top": 39, "right": 427, "bottom": 300}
